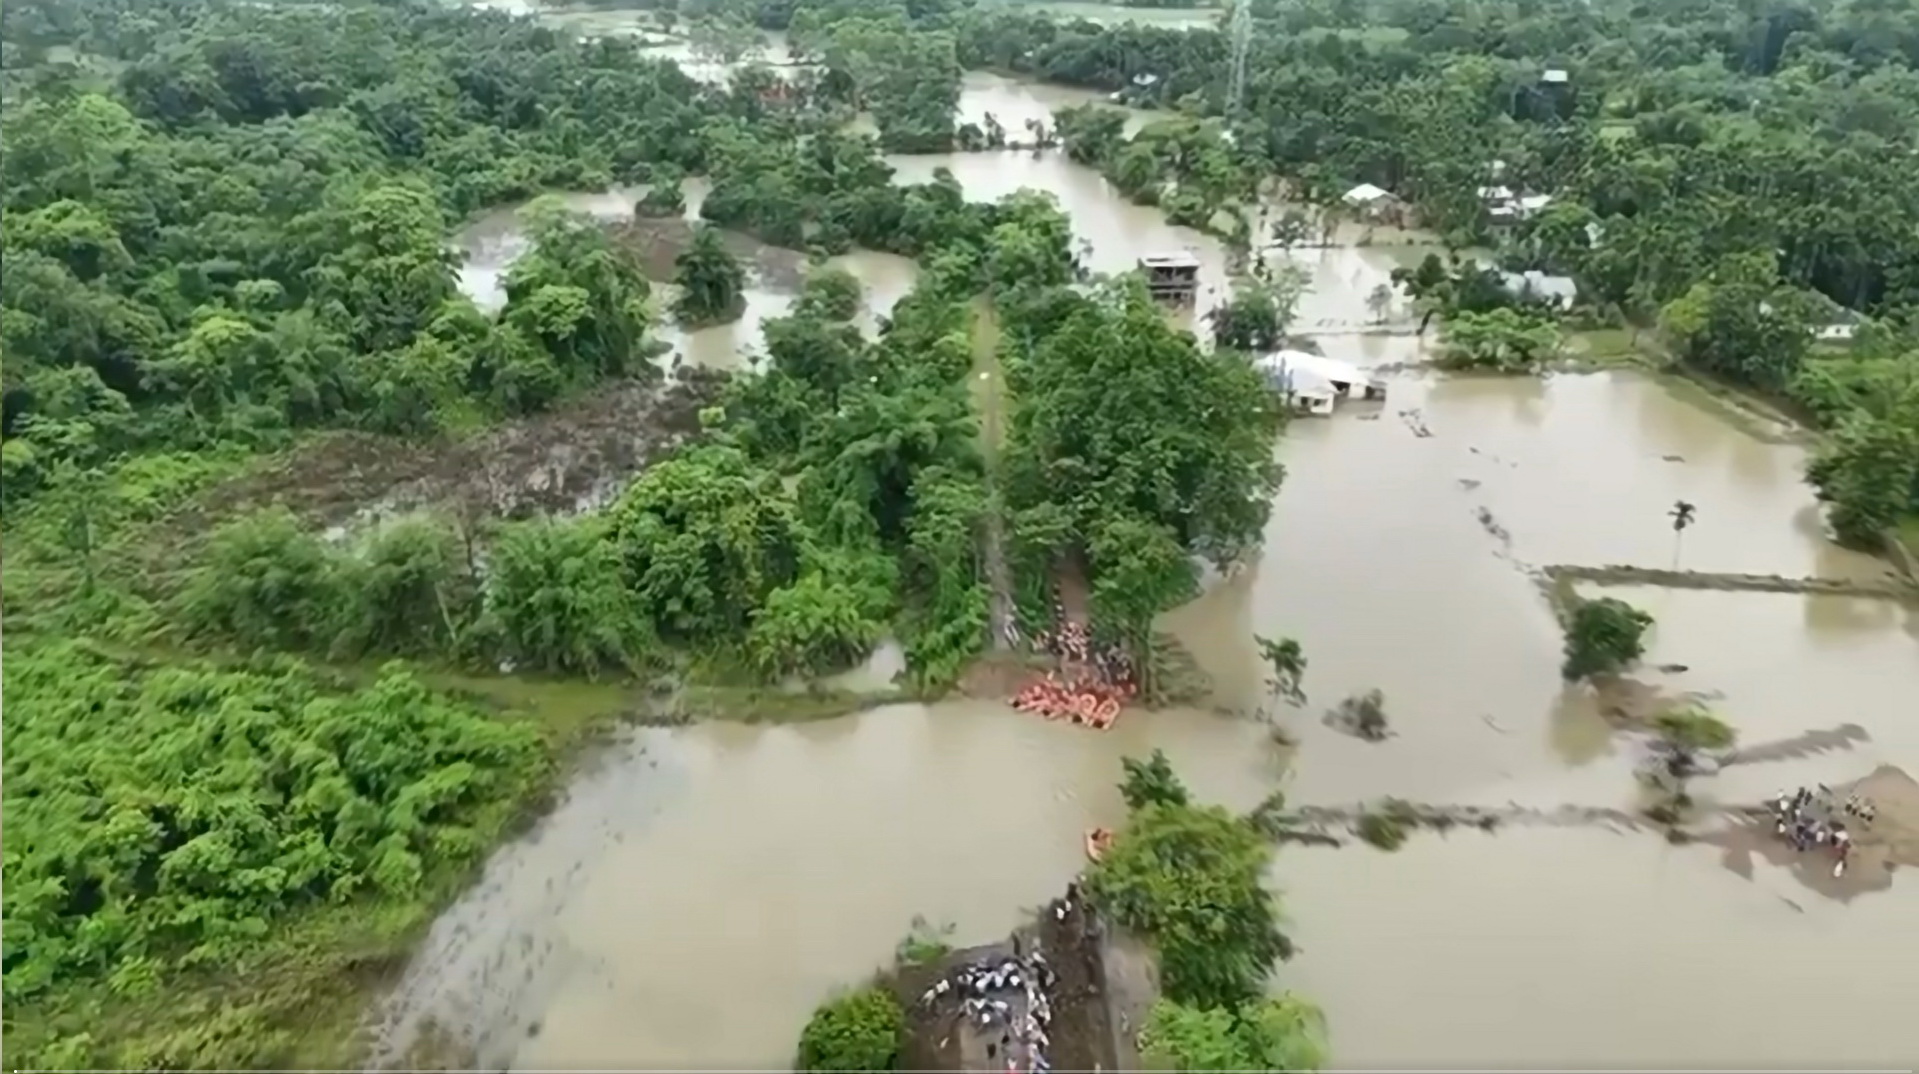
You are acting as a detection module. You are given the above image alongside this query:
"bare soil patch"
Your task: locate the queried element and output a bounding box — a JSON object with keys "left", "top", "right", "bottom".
{"left": 150, "top": 370, "right": 726, "bottom": 557}
{"left": 892, "top": 888, "right": 1132, "bottom": 1073}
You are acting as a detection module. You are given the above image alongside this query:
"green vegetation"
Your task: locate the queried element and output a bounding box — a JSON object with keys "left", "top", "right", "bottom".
{"left": 999, "top": 278, "right": 1286, "bottom": 691}
{"left": 893, "top": 914, "right": 956, "bottom": 967}
{"left": 3, "top": 640, "right": 549, "bottom": 1069}
{"left": 795, "top": 985, "right": 906, "bottom": 1072}
{"left": 1652, "top": 706, "right": 1737, "bottom": 754}
{"left": 1438, "top": 308, "right": 1564, "bottom": 372}
{"left": 1091, "top": 757, "right": 1325, "bottom": 1065}
{"left": 672, "top": 224, "right": 749, "bottom": 325}
{"left": 1561, "top": 596, "right": 1656, "bottom": 681}
{"left": 1141, "top": 993, "right": 1330, "bottom": 1072}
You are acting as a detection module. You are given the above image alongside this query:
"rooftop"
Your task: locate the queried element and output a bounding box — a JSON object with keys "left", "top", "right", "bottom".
{"left": 1342, "top": 182, "right": 1393, "bottom": 204}
{"left": 1542, "top": 68, "right": 1570, "bottom": 83}
{"left": 1499, "top": 269, "right": 1578, "bottom": 304}
{"left": 1255, "top": 351, "right": 1381, "bottom": 395}
{"left": 1139, "top": 252, "right": 1202, "bottom": 269}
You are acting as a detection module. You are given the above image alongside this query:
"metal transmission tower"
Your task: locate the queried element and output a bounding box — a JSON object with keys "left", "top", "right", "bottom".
{"left": 1228, "top": 0, "right": 1253, "bottom": 119}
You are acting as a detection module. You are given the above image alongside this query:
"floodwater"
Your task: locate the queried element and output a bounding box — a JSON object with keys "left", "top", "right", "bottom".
{"left": 397, "top": 60, "right": 1919, "bottom": 1070}
{"left": 453, "top": 178, "right": 918, "bottom": 370}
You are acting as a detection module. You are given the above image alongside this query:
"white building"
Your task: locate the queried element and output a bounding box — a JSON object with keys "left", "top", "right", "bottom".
{"left": 1254, "top": 351, "right": 1387, "bottom": 416}
{"left": 1497, "top": 270, "right": 1578, "bottom": 310}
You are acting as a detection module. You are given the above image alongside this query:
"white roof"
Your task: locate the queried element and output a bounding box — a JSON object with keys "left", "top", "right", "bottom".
{"left": 1542, "top": 68, "right": 1570, "bottom": 83}
{"left": 1342, "top": 183, "right": 1392, "bottom": 204}
{"left": 1477, "top": 185, "right": 1515, "bottom": 201}
{"left": 1255, "top": 351, "right": 1376, "bottom": 395}
{"left": 1516, "top": 194, "right": 1555, "bottom": 214}
{"left": 1499, "top": 270, "right": 1577, "bottom": 303}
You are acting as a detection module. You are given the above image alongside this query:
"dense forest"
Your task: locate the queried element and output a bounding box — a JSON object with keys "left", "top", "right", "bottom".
{"left": 4, "top": 0, "right": 1916, "bottom": 1066}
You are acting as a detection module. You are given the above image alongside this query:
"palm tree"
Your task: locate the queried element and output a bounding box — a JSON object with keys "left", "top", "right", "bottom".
{"left": 1669, "top": 500, "right": 1697, "bottom": 568}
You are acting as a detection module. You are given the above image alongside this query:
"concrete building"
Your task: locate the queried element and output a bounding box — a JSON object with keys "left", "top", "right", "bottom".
{"left": 1137, "top": 252, "right": 1201, "bottom": 306}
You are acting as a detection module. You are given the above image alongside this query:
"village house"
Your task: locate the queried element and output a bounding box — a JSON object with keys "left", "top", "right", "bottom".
{"left": 1479, "top": 183, "right": 1556, "bottom": 224}
{"left": 1255, "top": 351, "right": 1387, "bottom": 415}
{"left": 1137, "top": 252, "right": 1201, "bottom": 306}
{"left": 1342, "top": 182, "right": 1409, "bottom": 226}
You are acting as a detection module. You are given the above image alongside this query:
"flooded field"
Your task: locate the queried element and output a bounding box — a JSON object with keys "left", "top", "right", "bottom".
{"left": 397, "top": 56, "right": 1919, "bottom": 1070}
{"left": 367, "top": 705, "right": 1279, "bottom": 1069}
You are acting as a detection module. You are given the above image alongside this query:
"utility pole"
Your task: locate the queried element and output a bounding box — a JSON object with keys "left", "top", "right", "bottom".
{"left": 1228, "top": 0, "right": 1252, "bottom": 120}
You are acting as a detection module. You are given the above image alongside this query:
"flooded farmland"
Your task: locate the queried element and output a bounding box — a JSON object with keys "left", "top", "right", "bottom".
{"left": 400, "top": 60, "right": 1919, "bottom": 1070}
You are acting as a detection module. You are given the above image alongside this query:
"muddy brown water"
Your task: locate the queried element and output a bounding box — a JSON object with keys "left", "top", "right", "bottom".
{"left": 390, "top": 68, "right": 1919, "bottom": 1068}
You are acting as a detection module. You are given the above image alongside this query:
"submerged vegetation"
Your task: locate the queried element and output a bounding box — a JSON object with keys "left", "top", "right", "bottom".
{"left": 1561, "top": 596, "right": 1656, "bottom": 681}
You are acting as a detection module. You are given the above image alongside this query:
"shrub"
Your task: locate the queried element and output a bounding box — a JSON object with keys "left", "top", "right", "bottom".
{"left": 1561, "top": 596, "right": 1654, "bottom": 680}
{"left": 795, "top": 986, "right": 903, "bottom": 1072}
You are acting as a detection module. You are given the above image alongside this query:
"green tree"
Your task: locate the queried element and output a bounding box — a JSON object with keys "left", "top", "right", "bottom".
{"left": 181, "top": 508, "right": 343, "bottom": 652}
{"left": 1439, "top": 308, "right": 1563, "bottom": 371}
{"left": 1256, "top": 634, "right": 1307, "bottom": 707}
{"left": 607, "top": 443, "right": 803, "bottom": 642}
{"left": 795, "top": 986, "right": 903, "bottom": 1072}
{"left": 1807, "top": 414, "right": 1919, "bottom": 548}
{"left": 1659, "top": 253, "right": 1814, "bottom": 392}
{"left": 795, "top": 264, "right": 863, "bottom": 321}
{"left": 637, "top": 165, "right": 688, "bottom": 218}
{"left": 1209, "top": 264, "right": 1310, "bottom": 353}
{"left": 1004, "top": 282, "right": 1285, "bottom": 581}
{"left": 484, "top": 517, "right": 654, "bottom": 677}
{"left": 1120, "top": 749, "right": 1191, "bottom": 811}
{"left": 1141, "top": 995, "right": 1330, "bottom": 1072}
{"left": 674, "top": 224, "right": 749, "bottom": 326}
{"left": 1561, "top": 597, "right": 1655, "bottom": 681}
{"left": 336, "top": 516, "right": 476, "bottom": 658}
{"left": 1087, "top": 798, "right": 1291, "bottom": 1009}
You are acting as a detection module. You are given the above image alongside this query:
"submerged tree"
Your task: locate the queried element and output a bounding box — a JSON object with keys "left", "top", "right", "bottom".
{"left": 673, "top": 225, "right": 748, "bottom": 326}
{"left": 636, "top": 164, "right": 687, "bottom": 218}
{"left": 1256, "top": 634, "right": 1307, "bottom": 707}
{"left": 1561, "top": 597, "right": 1655, "bottom": 680}
{"left": 1121, "top": 749, "right": 1191, "bottom": 811}
{"left": 1209, "top": 264, "right": 1310, "bottom": 352}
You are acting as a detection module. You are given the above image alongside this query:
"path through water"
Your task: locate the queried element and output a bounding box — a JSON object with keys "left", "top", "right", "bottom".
{"left": 405, "top": 58, "right": 1919, "bottom": 1070}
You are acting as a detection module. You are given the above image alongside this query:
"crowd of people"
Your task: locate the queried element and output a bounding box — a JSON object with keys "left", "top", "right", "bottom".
{"left": 1768, "top": 785, "right": 1875, "bottom": 877}
{"left": 917, "top": 949, "right": 1057, "bottom": 1074}
{"left": 1007, "top": 597, "right": 1140, "bottom": 729}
